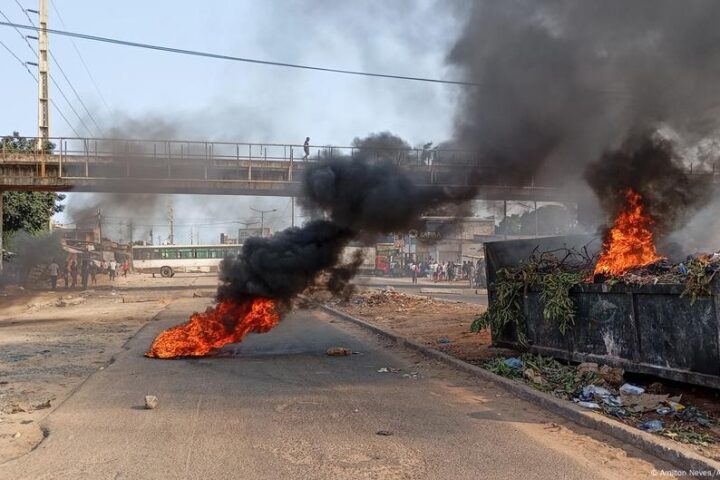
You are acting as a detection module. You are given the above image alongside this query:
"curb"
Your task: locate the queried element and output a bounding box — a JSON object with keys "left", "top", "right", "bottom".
{"left": 320, "top": 303, "right": 720, "bottom": 473}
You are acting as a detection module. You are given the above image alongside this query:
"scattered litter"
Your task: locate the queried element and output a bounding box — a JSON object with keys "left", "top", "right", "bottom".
{"left": 377, "top": 368, "right": 389, "bottom": 373}
{"left": 598, "top": 365, "right": 625, "bottom": 387}
{"left": 484, "top": 353, "right": 717, "bottom": 448}
{"left": 576, "top": 362, "right": 599, "bottom": 375}
{"left": 622, "top": 393, "right": 668, "bottom": 413}
{"left": 12, "top": 432, "right": 21, "bottom": 439}
{"left": 326, "top": 347, "right": 352, "bottom": 356}
{"left": 144, "top": 395, "right": 158, "bottom": 410}
{"left": 523, "top": 368, "right": 546, "bottom": 385}
{"left": 503, "top": 357, "right": 524, "bottom": 370}
{"left": 679, "top": 406, "right": 712, "bottom": 427}
{"left": 33, "top": 400, "right": 51, "bottom": 410}
{"left": 55, "top": 296, "right": 86, "bottom": 307}
{"left": 437, "top": 337, "right": 452, "bottom": 344}
{"left": 637, "top": 420, "right": 664, "bottom": 433}
{"left": 402, "top": 372, "right": 419, "bottom": 380}
{"left": 605, "top": 407, "right": 629, "bottom": 418}
{"left": 1, "top": 403, "right": 26, "bottom": 414}
{"left": 376, "top": 430, "right": 393, "bottom": 436}
{"left": 647, "top": 381, "right": 665, "bottom": 394}
{"left": 619, "top": 384, "right": 645, "bottom": 395}
{"left": 579, "top": 385, "right": 613, "bottom": 403}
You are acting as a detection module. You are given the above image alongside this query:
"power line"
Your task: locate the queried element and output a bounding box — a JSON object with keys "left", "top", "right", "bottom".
{"left": 1, "top": 7, "right": 93, "bottom": 136}
{"left": 0, "top": 37, "right": 32, "bottom": 72}
{"left": 47, "top": 72, "right": 94, "bottom": 135}
{"left": 48, "top": 0, "right": 111, "bottom": 115}
{"left": 0, "top": 21, "right": 480, "bottom": 87}
{"left": 0, "top": 7, "right": 35, "bottom": 56}
{"left": 13, "top": 2, "right": 101, "bottom": 132}
{"left": 0, "top": 38, "right": 82, "bottom": 137}
{"left": 49, "top": 52, "right": 101, "bottom": 132}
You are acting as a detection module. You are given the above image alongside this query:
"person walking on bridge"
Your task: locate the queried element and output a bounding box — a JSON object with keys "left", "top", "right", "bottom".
{"left": 303, "top": 137, "right": 310, "bottom": 161}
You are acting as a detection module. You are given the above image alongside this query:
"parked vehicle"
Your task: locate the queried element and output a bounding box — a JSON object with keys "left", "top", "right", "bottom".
{"left": 132, "top": 244, "right": 243, "bottom": 277}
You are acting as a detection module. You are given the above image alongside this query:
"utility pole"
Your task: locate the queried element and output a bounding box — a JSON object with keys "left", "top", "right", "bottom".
{"left": 250, "top": 207, "right": 277, "bottom": 237}
{"left": 127, "top": 221, "right": 134, "bottom": 244}
{"left": 37, "top": 0, "right": 50, "bottom": 156}
{"left": 96, "top": 208, "right": 103, "bottom": 246}
{"left": 190, "top": 227, "right": 194, "bottom": 245}
{"left": 167, "top": 203, "right": 174, "bottom": 245}
{"left": 291, "top": 197, "right": 295, "bottom": 228}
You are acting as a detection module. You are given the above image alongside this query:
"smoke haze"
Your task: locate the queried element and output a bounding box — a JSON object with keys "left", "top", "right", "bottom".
{"left": 447, "top": 0, "right": 720, "bottom": 239}
{"left": 218, "top": 138, "right": 477, "bottom": 303}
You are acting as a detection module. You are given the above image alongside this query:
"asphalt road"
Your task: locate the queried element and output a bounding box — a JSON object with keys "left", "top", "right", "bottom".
{"left": 0, "top": 300, "right": 670, "bottom": 479}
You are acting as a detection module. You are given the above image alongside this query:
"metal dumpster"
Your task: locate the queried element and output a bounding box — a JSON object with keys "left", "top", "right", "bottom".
{"left": 485, "top": 235, "right": 720, "bottom": 389}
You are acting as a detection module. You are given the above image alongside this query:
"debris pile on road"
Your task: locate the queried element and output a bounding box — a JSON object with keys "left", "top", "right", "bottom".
{"left": 485, "top": 354, "right": 717, "bottom": 447}
{"left": 345, "top": 288, "right": 438, "bottom": 309}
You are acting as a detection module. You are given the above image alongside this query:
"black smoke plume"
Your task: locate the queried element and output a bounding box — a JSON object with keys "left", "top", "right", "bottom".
{"left": 217, "top": 136, "right": 476, "bottom": 303}
{"left": 585, "top": 133, "right": 711, "bottom": 236}
{"left": 448, "top": 1, "right": 720, "bottom": 240}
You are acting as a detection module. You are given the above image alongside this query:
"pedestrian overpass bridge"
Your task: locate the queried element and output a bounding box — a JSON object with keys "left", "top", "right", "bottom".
{"left": 0, "top": 137, "right": 580, "bottom": 201}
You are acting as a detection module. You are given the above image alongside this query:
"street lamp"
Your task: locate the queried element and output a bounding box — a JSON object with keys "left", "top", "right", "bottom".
{"left": 249, "top": 208, "right": 277, "bottom": 236}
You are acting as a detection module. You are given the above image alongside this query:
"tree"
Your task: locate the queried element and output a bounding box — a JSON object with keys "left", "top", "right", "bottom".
{"left": 1, "top": 132, "right": 65, "bottom": 246}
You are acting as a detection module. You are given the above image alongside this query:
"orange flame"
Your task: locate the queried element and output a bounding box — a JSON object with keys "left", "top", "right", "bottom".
{"left": 594, "top": 189, "right": 662, "bottom": 277}
{"left": 145, "top": 298, "right": 280, "bottom": 359}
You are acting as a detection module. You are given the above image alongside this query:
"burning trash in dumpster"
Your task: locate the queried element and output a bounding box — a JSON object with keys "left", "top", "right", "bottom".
{"left": 593, "top": 189, "right": 662, "bottom": 278}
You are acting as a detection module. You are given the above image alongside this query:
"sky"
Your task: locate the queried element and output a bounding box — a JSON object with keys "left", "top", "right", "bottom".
{"left": 0, "top": 0, "right": 512, "bottom": 243}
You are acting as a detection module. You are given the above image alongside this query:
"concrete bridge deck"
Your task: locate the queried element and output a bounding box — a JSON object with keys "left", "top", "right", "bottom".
{"left": 0, "top": 137, "right": 606, "bottom": 200}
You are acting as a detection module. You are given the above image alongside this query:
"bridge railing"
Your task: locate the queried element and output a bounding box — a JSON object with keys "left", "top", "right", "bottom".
{"left": 2, "top": 137, "right": 479, "bottom": 167}
{"left": 4, "top": 136, "right": 718, "bottom": 188}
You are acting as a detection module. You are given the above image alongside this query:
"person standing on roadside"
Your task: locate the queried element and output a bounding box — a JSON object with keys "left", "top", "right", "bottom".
{"left": 61, "top": 261, "right": 70, "bottom": 289}
{"left": 70, "top": 260, "right": 78, "bottom": 288}
{"left": 48, "top": 260, "right": 59, "bottom": 290}
{"left": 109, "top": 260, "right": 117, "bottom": 281}
{"left": 81, "top": 260, "right": 90, "bottom": 290}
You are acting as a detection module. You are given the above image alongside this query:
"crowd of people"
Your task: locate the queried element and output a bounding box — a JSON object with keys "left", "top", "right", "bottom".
{"left": 46, "top": 258, "right": 130, "bottom": 291}
{"left": 406, "top": 257, "right": 486, "bottom": 288}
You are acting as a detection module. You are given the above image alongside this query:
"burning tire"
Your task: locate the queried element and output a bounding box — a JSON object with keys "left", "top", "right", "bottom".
{"left": 160, "top": 266, "right": 173, "bottom": 278}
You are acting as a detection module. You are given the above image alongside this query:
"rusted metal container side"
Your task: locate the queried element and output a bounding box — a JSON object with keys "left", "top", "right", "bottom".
{"left": 485, "top": 236, "right": 720, "bottom": 389}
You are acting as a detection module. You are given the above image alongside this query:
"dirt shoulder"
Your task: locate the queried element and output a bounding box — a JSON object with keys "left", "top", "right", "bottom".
{"left": 328, "top": 288, "right": 511, "bottom": 363}
{"left": 0, "top": 276, "right": 198, "bottom": 464}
